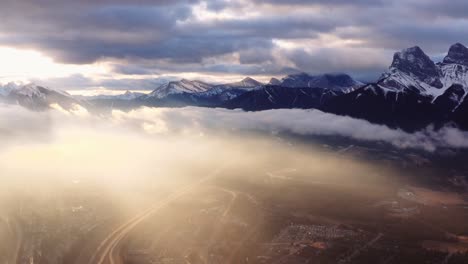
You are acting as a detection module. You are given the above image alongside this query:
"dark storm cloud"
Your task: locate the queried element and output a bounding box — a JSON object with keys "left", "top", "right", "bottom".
{"left": 0, "top": 0, "right": 339, "bottom": 63}
{"left": 0, "top": 0, "right": 286, "bottom": 65}
{"left": 1, "top": 0, "right": 468, "bottom": 80}
{"left": 251, "top": 0, "right": 386, "bottom": 6}
{"left": 112, "top": 65, "right": 155, "bottom": 75}
{"left": 284, "top": 48, "right": 390, "bottom": 82}
{"left": 407, "top": 0, "right": 468, "bottom": 19}
{"left": 201, "top": 15, "right": 339, "bottom": 39}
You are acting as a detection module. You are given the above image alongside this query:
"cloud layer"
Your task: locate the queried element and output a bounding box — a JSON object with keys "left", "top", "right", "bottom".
{"left": 2, "top": 103, "right": 468, "bottom": 152}
{"left": 1, "top": 0, "right": 468, "bottom": 87}
{"left": 111, "top": 107, "right": 468, "bottom": 152}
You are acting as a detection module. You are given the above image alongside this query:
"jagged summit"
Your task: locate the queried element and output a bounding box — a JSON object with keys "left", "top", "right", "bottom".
{"left": 443, "top": 43, "right": 468, "bottom": 66}
{"left": 389, "top": 46, "right": 442, "bottom": 87}
{"left": 280, "top": 72, "right": 362, "bottom": 91}
{"left": 147, "top": 79, "right": 213, "bottom": 99}
{"left": 213, "top": 77, "right": 263, "bottom": 89}
{"left": 329, "top": 43, "right": 468, "bottom": 130}
{"left": 391, "top": 46, "right": 428, "bottom": 66}
{"left": 391, "top": 46, "right": 435, "bottom": 71}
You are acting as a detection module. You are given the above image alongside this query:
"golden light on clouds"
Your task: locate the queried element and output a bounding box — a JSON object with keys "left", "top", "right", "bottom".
{"left": 0, "top": 46, "right": 105, "bottom": 83}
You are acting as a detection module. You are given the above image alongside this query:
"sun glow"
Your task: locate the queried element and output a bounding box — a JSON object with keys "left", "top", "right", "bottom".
{"left": 0, "top": 46, "right": 103, "bottom": 83}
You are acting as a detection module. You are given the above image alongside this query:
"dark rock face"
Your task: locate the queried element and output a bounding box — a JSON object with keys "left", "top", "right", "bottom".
{"left": 452, "top": 96, "right": 468, "bottom": 130}
{"left": 281, "top": 73, "right": 313, "bottom": 88}
{"left": 319, "top": 74, "right": 357, "bottom": 87}
{"left": 322, "top": 85, "right": 438, "bottom": 131}
{"left": 443, "top": 43, "right": 468, "bottom": 66}
{"left": 390, "top": 46, "right": 443, "bottom": 88}
{"left": 223, "top": 85, "right": 338, "bottom": 111}
{"left": 280, "top": 72, "right": 361, "bottom": 91}
{"left": 433, "top": 84, "right": 465, "bottom": 113}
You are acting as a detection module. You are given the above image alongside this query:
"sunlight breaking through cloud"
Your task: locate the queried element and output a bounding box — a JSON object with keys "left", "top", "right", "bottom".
{"left": 1, "top": 104, "right": 468, "bottom": 152}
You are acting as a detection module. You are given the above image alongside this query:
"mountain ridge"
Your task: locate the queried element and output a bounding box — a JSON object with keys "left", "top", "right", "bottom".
{"left": 4, "top": 43, "right": 468, "bottom": 132}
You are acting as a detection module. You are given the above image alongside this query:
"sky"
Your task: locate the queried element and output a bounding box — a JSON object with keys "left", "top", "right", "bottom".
{"left": 0, "top": 0, "right": 468, "bottom": 91}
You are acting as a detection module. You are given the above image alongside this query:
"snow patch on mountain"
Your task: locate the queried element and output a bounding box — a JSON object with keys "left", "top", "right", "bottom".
{"left": 0, "top": 82, "right": 71, "bottom": 98}
{"left": 377, "top": 43, "right": 468, "bottom": 101}
{"left": 232, "top": 77, "right": 263, "bottom": 87}
{"left": 198, "top": 77, "right": 264, "bottom": 100}
{"left": 146, "top": 79, "right": 213, "bottom": 99}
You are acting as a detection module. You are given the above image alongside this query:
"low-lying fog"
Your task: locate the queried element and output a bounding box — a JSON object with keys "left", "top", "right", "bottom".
{"left": 1, "top": 103, "right": 468, "bottom": 263}
{"left": 2, "top": 102, "right": 468, "bottom": 198}
{"left": 1, "top": 102, "right": 468, "bottom": 196}
{"left": 0, "top": 104, "right": 403, "bottom": 195}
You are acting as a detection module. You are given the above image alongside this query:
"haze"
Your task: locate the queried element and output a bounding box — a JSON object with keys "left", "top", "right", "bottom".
{"left": 1, "top": 104, "right": 468, "bottom": 263}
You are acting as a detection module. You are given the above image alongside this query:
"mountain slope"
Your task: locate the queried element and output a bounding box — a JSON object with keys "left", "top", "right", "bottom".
{"left": 377, "top": 44, "right": 468, "bottom": 101}
{"left": 323, "top": 83, "right": 438, "bottom": 130}
{"left": 323, "top": 43, "right": 468, "bottom": 131}
{"left": 280, "top": 72, "right": 362, "bottom": 92}
{"left": 140, "top": 77, "right": 264, "bottom": 107}
{"left": 0, "top": 83, "right": 80, "bottom": 110}
{"left": 224, "top": 86, "right": 339, "bottom": 111}
{"left": 145, "top": 79, "right": 213, "bottom": 99}
{"left": 198, "top": 77, "right": 264, "bottom": 101}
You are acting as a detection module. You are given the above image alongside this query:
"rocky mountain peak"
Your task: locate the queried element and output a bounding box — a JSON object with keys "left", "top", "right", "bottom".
{"left": 391, "top": 46, "right": 436, "bottom": 72}
{"left": 280, "top": 72, "right": 361, "bottom": 91}
{"left": 389, "top": 46, "right": 442, "bottom": 88}
{"left": 443, "top": 43, "right": 468, "bottom": 66}
{"left": 238, "top": 77, "right": 262, "bottom": 87}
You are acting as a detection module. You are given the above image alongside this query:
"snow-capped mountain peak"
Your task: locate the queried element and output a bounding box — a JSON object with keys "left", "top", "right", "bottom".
{"left": 392, "top": 46, "right": 432, "bottom": 68}
{"left": 377, "top": 45, "right": 448, "bottom": 96}
{"left": 388, "top": 46, "right": 442, "bottom": 88}
{"left": 220, "top": 77, "right": 263, "bottom": 88}
{"left": 195, "top": 77, "right": 264, "bottom": 101}
{"left": 0, "top": 82, "right": 78, "bottom": 110}
{"left": 147, "top": 79, "right": 213, "bottom": 99}
{"left": 0, "top": 82, "right": 71, "bottom": 98}
{"left": 238, "top": 77, "right": 263, "bottom": 87}
{"left": 370, "top": 43, "right": 468, "bottom": 105}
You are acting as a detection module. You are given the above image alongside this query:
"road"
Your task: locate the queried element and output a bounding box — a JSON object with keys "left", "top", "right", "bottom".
{"left": 200, "top": 187, "right": 238, "bottom": 262}
{"left": 339, "top": 233, "right": 384, "bottom": 264}
{"left": 86, "top": 167, "right": 226, "bottom": 264}
{"left": 12, "top": 219, "right": 22, "bottom": 264}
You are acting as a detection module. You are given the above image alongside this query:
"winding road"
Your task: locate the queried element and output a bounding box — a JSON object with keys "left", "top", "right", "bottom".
{"left": 85, "top": 167, "right": 226, "bottom": 264}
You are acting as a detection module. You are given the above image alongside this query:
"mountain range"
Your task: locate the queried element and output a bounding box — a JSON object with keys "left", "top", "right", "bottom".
{"left": 2, "top": 43, "right": 468, "bottom": 132}
{"left": 324, "top": 43, "right": 468, "bottom": 131}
